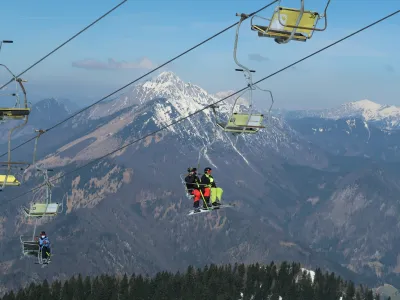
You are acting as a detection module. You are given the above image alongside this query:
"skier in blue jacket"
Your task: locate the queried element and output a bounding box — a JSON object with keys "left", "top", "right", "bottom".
{"left": 38, "top": 231, "right": 51, "bottom": 263}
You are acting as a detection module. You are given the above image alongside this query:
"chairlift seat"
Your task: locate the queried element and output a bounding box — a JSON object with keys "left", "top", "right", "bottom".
{"left": 252, "top": 25, "right": 309, "bottom": 42}
{"left": 180, "top": 174, "right": 195, "bottom": 200}
{"left": 24, "top": 203, "right": 60, "bottom": 217}
{"left": 20, "top": 236, "right": 40, "bottom": 256}
{"left": 217, "top": 113, "right": 265, "bottom": 134}
{"left": 252, "top": 7, "right": 320, "bottom": 41}
{"left": 0, "top": 108, "right": 30, "bottom": 119}
{"left": 0, "top": 174, "right": 20, "bottom": 186}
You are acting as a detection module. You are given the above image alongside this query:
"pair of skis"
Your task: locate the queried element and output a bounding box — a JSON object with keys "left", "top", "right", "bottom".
{"left": 187, "top": 203, "right": 235, "bottom": 216}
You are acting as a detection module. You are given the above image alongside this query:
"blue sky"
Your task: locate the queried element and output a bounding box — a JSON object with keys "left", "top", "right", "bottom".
{"left": 0, "top": 0, "right": 399, "bottom": 110}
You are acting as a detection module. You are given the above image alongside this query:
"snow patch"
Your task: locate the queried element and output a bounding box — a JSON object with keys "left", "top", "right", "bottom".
{"left": 301, "top": 268, "right": 315, "bottom": 283}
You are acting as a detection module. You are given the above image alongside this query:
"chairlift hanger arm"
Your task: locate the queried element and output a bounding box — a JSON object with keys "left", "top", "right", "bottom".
{"left": 233, "top": 13, "right": 255, "bottom": 83}
{"left": 0, "top": 64, "right": 17, "bottom": 80}
{"left": 33, "top": 129, "right": 46, "bottom": 165}
{"left": 254, "top": 84, "right": 274, "bottom": 116}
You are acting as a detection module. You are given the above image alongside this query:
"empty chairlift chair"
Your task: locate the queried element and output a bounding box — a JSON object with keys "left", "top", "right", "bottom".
{"left": 216, "top": 112, "right": 265, "bottom": 134}
{"left": 22, "top": 167, "right": 63, "bottom": 218}
{"left": 251, "top": 0, "right": 331, "bottom": 44}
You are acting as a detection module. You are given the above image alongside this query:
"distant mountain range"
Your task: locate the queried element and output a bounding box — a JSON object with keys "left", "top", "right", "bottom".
{"left": 284, "top": 99, "right": 400, "bottom": 130}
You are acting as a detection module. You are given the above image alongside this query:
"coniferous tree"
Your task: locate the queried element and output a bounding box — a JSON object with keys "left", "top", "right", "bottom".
{"left": 0, "top": 260, "right": 381, "bottom": 300}
{"left": 118, "top": 274, "right": 129, "bottom": 300}
{"left": 14, "top": 289, "right": 26, "bottom": 300}
{"left": 88, "top": 276, "right": 101, "bottom": 300}
{"left": 297, "top": 270, "right": 313, "bottom": 300}
{"left": 365, "top": 290, "right": 374, "bottom": 300}
{"left": 2, "top": 291, "right": 15, "bottom": 300}
{"left": 60, "top": 280, "right": 71, "bottom": 300}
{"left": 130, "top": 274, "right": 148, "bottom": 300}
{"left": 72, "top": 274, "right": 84, "bottom": 300}
{"left": 51, "top": 280, "right": 62, "bottom": 300}
{"left": 39, "top": 280, "right": 51, "bottom": 300}
{"left": 344, "top": 281, "right": 356, "bottom": 300}
{"left": 82, "top": 276, "right": 91, "bottom": 300}
{"left": 355, "top": 290, "right": 362, "bottom": 300}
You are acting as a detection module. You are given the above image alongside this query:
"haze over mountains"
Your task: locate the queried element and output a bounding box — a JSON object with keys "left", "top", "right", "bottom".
{"left": 0, "top": 71, "right": 400, "bottom": 295}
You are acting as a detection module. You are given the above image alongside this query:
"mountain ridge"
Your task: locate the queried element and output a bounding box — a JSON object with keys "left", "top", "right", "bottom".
{"left": 285, "top": 99, "right": 400, "bottom": 130}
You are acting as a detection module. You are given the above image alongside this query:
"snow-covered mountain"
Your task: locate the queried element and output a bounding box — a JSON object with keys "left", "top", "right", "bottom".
{"left": 285, "top": 99, "right": 400, "bottom": 130}
{"left": 59, "top": 71, "right": 326, "bottom": 170}
{"left": 82, "top": 72, "right": 249, "bottom": 120}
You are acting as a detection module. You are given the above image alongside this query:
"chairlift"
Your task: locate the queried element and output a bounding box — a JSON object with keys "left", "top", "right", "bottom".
{"left": 211, "top": 13, "right": 274, "bottom": 135}
{"left": 0, "top": 64, "right": 31, "bottom": 191}
{"left": 22, "top": 130, "right": 63, "bottom": 217}
{"left": 0, "top": 64, "right": 30, "bottom": 120}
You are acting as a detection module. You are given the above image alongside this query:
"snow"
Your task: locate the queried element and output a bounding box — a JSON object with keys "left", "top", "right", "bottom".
{"left": 293, "top": 99, "right": 400, "bottom": 129}
{"left": 301, "top": 268, "right": 315, "bottom": 282}
{"left": 332, "top": 99, "right": 400, "bottom": 122}
{"left": 350, "top": 99, "right": 381, "bottom": 111}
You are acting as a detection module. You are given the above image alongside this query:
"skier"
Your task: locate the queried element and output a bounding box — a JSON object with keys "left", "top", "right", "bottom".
{"left": 184, "top": 167, "right": 204, "bottom": 211}
{"left": 201, "top": 167, "right": 223, "bottom": 207}
{"left": 38, "top": 231, "right": 51, "bottom": 263}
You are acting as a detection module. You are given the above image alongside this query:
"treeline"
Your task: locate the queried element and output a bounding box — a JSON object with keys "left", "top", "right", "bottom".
{"left": 1, "top": 261, "right": 381, "bottom": 300}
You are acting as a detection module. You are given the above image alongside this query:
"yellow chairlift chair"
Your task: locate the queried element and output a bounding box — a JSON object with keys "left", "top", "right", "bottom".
{"left": 251, "top": 0, "right": 331, "bottom": 44}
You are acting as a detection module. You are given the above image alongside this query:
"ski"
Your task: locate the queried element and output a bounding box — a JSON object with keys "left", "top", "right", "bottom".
{"left": 187, "top": 203, "right": 236, "bottom": 215}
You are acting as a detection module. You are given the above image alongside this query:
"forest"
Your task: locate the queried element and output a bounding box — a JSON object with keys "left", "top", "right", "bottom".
{"left": 0, "top": 261, "right": 385, "bottom": 300}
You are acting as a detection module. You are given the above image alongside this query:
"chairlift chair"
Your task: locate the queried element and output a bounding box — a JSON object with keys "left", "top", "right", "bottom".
{"left": 0, "top": 174, "right": 20, "bottom": 186}
{"left": 251, "top": 0, "right": 331, "bottom": 44}
{"left": 216, "top": 112, "right": 265, "bottom": 134}
{"left": 20, "top": 235, "right": 40, "bottom": 257}
{"left": 0, "top": 162, "right": 28, "bottom": 190}
{"left": 0, "top": 65, "right": 30, "bottom": 120}
{"left": 22, "top": 166, "right": 63, "bottom": 218}
{"left": 20, "top": 235, "right": 49, "bottom": 265}
{"left": 180, "top": 174, "right": 195, "bottom": 201}
{"left": 23, "top": 202, "right": 62, "bottom": 218}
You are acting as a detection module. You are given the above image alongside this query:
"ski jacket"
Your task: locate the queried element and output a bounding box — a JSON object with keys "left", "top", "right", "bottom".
{"left": 201, "top": 173, "right": 217, "bottom": 188}
{"left": 39, "top": 236, "right": 51, "bottom": 249}
{"left": 185, "top": 174, "right": 200, "bottom": 191}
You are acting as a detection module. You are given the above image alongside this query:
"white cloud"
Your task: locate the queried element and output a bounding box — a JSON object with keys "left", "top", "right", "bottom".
{"left": 71, "top": 57, "right": 156, "bottom": 71}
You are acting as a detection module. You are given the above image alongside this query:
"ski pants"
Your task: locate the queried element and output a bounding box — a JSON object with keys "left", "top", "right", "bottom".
{"left": 204, "top": 187, "right": 223, "bottom": 203}
{"left": 41, "top": 246, "right": 50, "bottom": 259}
{"left": 190, "top": 189, "right": 201, "bottom": 208}
{"left": 191, "top": 189, "right": 201, "bottom": 202}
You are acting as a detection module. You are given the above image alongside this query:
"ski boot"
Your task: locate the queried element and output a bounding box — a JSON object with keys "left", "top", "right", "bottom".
{"left": 203, "top": 202, "right": 211, "bottom": 209}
